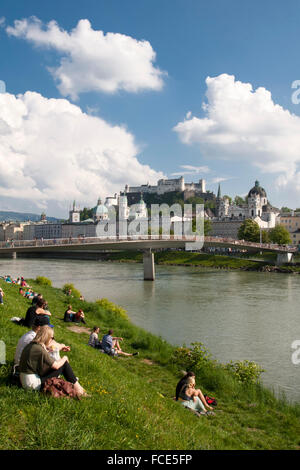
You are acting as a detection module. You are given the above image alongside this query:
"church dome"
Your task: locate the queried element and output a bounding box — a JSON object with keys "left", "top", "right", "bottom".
{"left": 248, "top": 180, "right": 267, "bottom": 198}
{"left": 93, "top": 198, "right": 108, "bottom": 217}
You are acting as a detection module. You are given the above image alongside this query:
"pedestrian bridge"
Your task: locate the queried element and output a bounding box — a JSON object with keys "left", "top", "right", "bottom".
{"left": 1, "top": 235, "right": 297, "bottom": 280}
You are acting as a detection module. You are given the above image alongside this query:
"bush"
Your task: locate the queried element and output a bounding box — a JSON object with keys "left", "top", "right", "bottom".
{"left": 96, "top": 298, "right": 129, "bottom": 321}
{"left": 62, "top": 283, "right": 81, "bottom": 298}
{"left": 35, "top": 276, "right": 52, "bottom": 287}
{"left": 172, "top": 342, "right": 214, "bottom": 372}
{"left": 225, "top": 360, "right": 264, "bottom": 385}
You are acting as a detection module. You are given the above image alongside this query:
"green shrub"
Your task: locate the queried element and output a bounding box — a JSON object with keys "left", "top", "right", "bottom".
{"left": 172, "top": 342, "right": 214, "bottom": 372}
{"left": 62, "top": 283, "right": 81, "bottom": 298}
{"left": 35, "top": 276, "right": 52, "bottom": 287}
{"left": 96, "top": 298, "right": 129, "bottom": 321}
{"left": 225, "top": 360, "right": 264, "bottom": 385}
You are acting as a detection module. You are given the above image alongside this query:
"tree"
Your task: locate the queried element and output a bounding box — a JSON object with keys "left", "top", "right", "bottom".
{"left": 238, "top": 219, "right": 260, "bottom": 242}
{"left": 234, "top": 196, "right": 246, "bottom": 206}
{"left": 281, "top": 207, "right": 292, "bottom": 213}
{"left": 223, "top": 195, "right": 232, "bottom": 204}
{"left": 192, "top": 218, "right": 212, "bottom": 236}
{"left": 268, "top": 225, "right": 292, "bottom": 245}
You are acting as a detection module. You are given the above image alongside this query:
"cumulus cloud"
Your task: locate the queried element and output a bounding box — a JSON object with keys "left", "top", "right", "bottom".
{"left": 174, "top": 74, "right": 300, "bottom": 193}
{"left": 0, "top": 91, "right": 164, "bottom": 215}
{"left": 6, "top": 17, "right": 166, "bottom": 99}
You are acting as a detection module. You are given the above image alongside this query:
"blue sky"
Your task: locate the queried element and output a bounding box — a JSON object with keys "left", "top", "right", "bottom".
{"left": 0, "top": 0, "right": 300, "bottom": 216}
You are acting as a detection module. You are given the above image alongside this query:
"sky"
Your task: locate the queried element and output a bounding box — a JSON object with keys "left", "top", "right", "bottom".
{"left": 0, "top": 0, "right": 300, "bottom": 217}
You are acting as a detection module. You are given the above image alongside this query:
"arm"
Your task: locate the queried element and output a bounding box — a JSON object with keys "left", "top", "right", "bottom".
{"left": 51, "top": 355, "right": 69, "bottom": 370}
{"left": 52, "top": 340, "right": 70, "bottom": 352}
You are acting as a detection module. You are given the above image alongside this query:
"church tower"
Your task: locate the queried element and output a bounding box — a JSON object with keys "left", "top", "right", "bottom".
{"left": 69, "top": 201, "right": 80, "bottom": 223}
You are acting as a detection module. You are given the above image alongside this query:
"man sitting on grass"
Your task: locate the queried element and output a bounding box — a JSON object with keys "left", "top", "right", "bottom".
{"left": 101, "top": 329, "right": 138, "bottom": 357}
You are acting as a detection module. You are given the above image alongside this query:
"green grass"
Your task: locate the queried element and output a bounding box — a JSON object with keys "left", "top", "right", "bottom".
{"left": 105, "top": 250, "right": 266, "bottom": 270}
{"left": 0, "top": 279, "right": 300, "bottom": 450}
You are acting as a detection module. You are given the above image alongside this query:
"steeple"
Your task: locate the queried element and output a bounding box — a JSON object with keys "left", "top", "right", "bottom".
{"left": 217, "top": 184, "right": 221, "bottom": 199}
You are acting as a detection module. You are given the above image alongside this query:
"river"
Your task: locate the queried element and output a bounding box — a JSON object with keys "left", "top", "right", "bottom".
{"left": 1, "top": 257, "right": 300, "bottom": 402}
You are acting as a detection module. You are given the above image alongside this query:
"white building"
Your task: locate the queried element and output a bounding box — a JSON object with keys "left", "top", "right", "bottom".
{"left": 125, "top": 176, "right": 207, "bottom": 196}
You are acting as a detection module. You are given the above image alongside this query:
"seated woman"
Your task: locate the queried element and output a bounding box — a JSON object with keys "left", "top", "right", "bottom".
{"left": 19, "top": 288, "right": 25, "bottom": 297}
{"left": 74, "top": 309, "right": 86, "bottom": 324}
{"left": 19, "top": 325, "right": 87, "bottom": 397}
{"left": 64, "top": 305, "right": 76, "bottom": 322}
{"left": 88, "top": 327, "right": 103, "bottom": 349}
{"left": 35, "top": 299, "right": 52, "bottom": 325}
{"left": 176, "top": 372, "right": 214, "bottom": 415}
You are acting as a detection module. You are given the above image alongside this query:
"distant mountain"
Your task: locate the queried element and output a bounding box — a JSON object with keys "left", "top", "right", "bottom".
{"left": 0, "top": 211, "right": 61, "bottom": 223}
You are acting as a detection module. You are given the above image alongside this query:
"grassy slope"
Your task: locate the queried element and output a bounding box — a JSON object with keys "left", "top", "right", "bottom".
{"left": 0, "top": 279, "right": 300, "bottom": 450}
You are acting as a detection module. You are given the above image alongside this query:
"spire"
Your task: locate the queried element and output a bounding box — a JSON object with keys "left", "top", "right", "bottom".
{"left": 217, "top": 184, "right": 221, "bottom": 199}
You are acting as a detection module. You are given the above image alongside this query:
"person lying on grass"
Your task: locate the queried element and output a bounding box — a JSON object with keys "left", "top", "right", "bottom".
{"left": 19, "top": 325, "right": 87, "bottom": 397}
{"left": 101, "top": 329, "right": 139, "bottom": 357}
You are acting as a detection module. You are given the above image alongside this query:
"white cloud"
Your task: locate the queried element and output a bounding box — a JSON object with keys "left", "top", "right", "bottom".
{"left": 170, "top": 164, "right": 210, "bottom": 176}
{"left": 6, "top": 17, "right": 166, "bottom": 99}
{"left": 0, "top": 91, "right": 164, "bottom": 215}
{"left": 174, "top": 74, "right": 300, "bottom": 194}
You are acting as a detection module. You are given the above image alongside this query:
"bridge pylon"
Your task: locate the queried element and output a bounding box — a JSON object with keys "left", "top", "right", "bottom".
{"left": 143, "top": 249, "right": 155, "bottom": 281}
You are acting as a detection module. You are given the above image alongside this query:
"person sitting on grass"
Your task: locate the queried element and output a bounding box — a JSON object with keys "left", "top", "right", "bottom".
{"left": 176, "top": 372, "right": 214, "bottom": 416}
{"left": 0, "top": 287, "right": 4, "bottom": 305}
{"left": 19, "top": 325, "right": 87, "bottom": 397}
{"left": 101, "top": 329, "right": 138, "bottom": 357}
{"left": 88, "top": 326, "right": 103, "bottom": 349}
{"left": 74, "top": 309, "right": 86, "bottom": 324}
{"left": 64, "top": 305, "right": 76, "bottom": 322}
{"left": 35, "top": 299, "right": 53, "bottom": 326}
{"left": 14, "top": 316, "right": 70, "bottom": 370}
{"left": 19, "top": 287, "right": 25, "bottom": 297}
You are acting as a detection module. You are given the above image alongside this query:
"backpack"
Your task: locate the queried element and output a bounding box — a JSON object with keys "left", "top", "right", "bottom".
{"left": 204, "top": 395, "right": 217, "bottom": 406}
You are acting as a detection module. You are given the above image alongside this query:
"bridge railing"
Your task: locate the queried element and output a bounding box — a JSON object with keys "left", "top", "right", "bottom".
{"left": 0, "top": 235, "right": 297, "bottom": 252}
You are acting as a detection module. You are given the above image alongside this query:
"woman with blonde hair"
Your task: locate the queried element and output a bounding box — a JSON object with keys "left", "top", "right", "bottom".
{"left": 19, "top": 325, "right": 87, "bottom": 397}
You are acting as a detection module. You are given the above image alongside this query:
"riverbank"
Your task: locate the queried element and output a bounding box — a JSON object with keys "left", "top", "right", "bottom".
{"left": 0, "top": 278, "right": 300, "bottom": 450}
{"left": 102, "top": 250, "right": 300, "bottom": 274}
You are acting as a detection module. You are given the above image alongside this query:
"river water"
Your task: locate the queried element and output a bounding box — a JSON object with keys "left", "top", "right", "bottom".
{"left": 1, "top": 257, "right": 300, "bottom": 402}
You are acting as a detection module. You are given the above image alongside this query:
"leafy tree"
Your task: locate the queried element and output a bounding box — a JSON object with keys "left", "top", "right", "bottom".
{"left": 192, "top": 218, "right": 212, "bottom": 236}
{"left": 223, "top": 195, "right": 232, "bottom": 204}
{"left": 234, "top": 196, "right": 246, "bottom": 206}
{"left": 261, "top": 230, "right": 270, "bottom": 243}
{"left": 238, "top": 219, "right": 260, "bottom": 242}
{"left": 268, "top": 225, "right": 292, "bottom": 245}
{"left": 80, "top": 207, "right": 93, "bottom": 221}
{"left": 281, "top": 206, "right": 292, "bottom": 213}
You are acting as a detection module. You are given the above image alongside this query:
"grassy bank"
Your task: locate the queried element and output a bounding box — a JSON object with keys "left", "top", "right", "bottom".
{"left": 0, "top": 279, "right": 300, "bottom": 450}
{"left": 104, "top": 250, "right": 300, "bottom": 273}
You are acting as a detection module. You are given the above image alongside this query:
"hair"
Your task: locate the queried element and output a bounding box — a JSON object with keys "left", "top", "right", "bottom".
{"left": 34, "top": 325, "right": 53, "bottom": 346}
{"left": 92, "top": 326, "right": 100, "bottom": 332}
{"left": 36, "top": 299, "right": 45, "bottom": 308}
{"left": 68, "top": 305, "right": 72, "bottom": 309}
{"left": 108, "top": 329, "right": 113, "bottom": 335}
{"left": 186, "top": 376, "right": 196, "bottom": 388}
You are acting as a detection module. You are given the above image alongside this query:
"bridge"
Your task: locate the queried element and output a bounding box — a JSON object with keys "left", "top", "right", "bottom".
{"left": 0, "top": 236, "right": 297, "bottom": 280}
